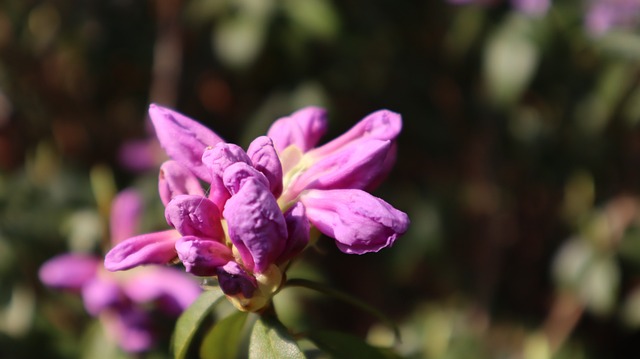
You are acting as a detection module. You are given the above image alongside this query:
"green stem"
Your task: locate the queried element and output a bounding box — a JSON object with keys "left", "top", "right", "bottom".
{"left": 283, "top": 278, "right": 401, "bottom": 342}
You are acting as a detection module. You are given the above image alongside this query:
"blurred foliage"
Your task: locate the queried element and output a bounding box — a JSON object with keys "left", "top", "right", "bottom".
{"left": 2, "top": 0, "right": 640, "bottom": 358}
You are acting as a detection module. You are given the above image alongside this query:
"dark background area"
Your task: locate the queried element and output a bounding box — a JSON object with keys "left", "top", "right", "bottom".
{"left": 2, "top": 0, "right": 640, "bottom": 358}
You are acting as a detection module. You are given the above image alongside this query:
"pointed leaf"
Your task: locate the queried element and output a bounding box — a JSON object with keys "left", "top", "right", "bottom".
{"left": 249, "top": 315, "right": 305, "bottom": 359}
{"left": 200, "top": 310, "right": 250, "bottom": 359}
{"left": 307, "top": 330, "right": 397, "bottom": 359}
{"left": 173, "top": 287, "right": 225, "bottom": 359}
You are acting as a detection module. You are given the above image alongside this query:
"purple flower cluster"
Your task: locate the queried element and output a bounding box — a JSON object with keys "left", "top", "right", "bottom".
{"left": 39, "top": 190, "right": 201, "bottom": 352}
{"left": 104, "top": 105, "right": 410, "bottom": 312}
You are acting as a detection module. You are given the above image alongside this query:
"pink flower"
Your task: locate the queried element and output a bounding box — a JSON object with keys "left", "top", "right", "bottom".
{"left": 104, "top": 105, "right": 409, "bottom": 311}
{"left": 39, "top": 189, "right": 201, "bottom": 353}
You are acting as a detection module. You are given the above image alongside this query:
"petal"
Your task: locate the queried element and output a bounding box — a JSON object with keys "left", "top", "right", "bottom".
{"left": 300, "top": 189, "right": 409, "bottom": 254}
{"left": 201, "top": 143, "right": 251, "bottom": 210}
{"left": 122, "top": 266, "right": 201, "bottom": 315}
{"left": 118, "top": 138, "right": 163, "bottom": 172}
{"left": 158, "top": 160, "right": 205, "bottom": 206}
{"left": 267, "top": 106, "right": 328, "bottom": 153}
{"left": 149, "top": 104, "right": 224, "bottom": 181}
{"left": 81, "top": 276, "right": 123, "bottom": 316}
{"left": 308, "top": 109, "right": 402, "bottom": 158}
{"left": 201, "top": 143, "right": 252, "bottom": 176}
{"left": 39, "top": 254, "right": 100, "bottom": 290}
{"left": 283, "top": 139, "right": 392, "bottom": 202}
{"left": 276, "top": 202, "right": 310, "bottom": 263}
{"left": 364, "top": 142, "right": 397, "bottom": 191}
{"left": 110, "top": 189, "right": 143, "bottom": 245}
{"left": 216, "top": 261, "right": 258, "bottom": 298}
{"left": 164, "top": 195, "right": 224, "bottom": 239}
{"left": 175, "top": 236, "right": 233, "bottom": 276}
{"left": 247, "top": 136, "right": 283, "bottom": 197}
{"left": 223, "top": 176, "right": 287, "bottom": 273}
{"left": 104, "top": 230, "right": 180, "bottom": 271}
{"left": 222, "top": 162, "right": 270, "bottom": 196}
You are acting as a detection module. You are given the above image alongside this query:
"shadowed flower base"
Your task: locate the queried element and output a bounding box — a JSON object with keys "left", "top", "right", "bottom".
{"left": 217, "top": 263, "right": 283, "bottom": 312}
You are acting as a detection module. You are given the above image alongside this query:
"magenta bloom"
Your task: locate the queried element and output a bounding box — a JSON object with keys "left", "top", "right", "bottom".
{"left": 39, "top": 189, "right": 201, "bottom": 353}
{"left": 105, "top": 105, "right": 409, "bottom": 311}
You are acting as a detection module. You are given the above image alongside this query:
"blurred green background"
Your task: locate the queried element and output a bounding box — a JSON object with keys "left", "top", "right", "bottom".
{"left": 2, "top": 0, "right": 640, "bottom": 358}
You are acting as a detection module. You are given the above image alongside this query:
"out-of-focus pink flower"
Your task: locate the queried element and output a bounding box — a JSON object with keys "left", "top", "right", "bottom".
{"left": 105, "top": 105, "right": 409, "bottom": 312}
{"left": 118, "top": 138, "right": 164, "bottom": 173}
{"left": 118, "top": 114, "right": 166, "bottom": 173}
{"left": 585, "top": 0, "right": 640, "bottom": 36}
{"left": 39, "top": 189, "right": 201, "bottom": 353}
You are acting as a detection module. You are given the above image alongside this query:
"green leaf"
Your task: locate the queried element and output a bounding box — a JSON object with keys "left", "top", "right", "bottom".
{"left": 80, "top": 321, "right": 124, "bottom": 359}
{"left": 282, "top": 0, "right": 339, "bottom": 40}
{"left": 173, "top": 287, "right": 226, "bottom": 359}
{"left": 578, "top": 254, "right": 620, "bottom": 316}
{"left": 249, "top": 314, "right": 305, "bottom": 359}
{"left": 484, "top": 14, "right": 540, "bottom": 106}
{"left": 284, "top": 278, "right": 401, "bottom": 341}
{"left": 214, "top": 16, "right": 268, "bottom": 69}
{"left": 307, "top": 330, "right": 397, "bottom": 359}
{"left": 596, "top": 32, "right": 640, "bottom": 60}
{"left": 200, "top": 310, "right": 249, "bottom": 359}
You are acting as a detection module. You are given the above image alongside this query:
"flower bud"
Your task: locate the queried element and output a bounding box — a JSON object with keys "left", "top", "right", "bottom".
{"left": 267, "top": 106, "right": 328, "bottom": 153}
{"left": 175, "top": 236, "right": 233, "bottom": 276}
{"left": 300, "top": 189, "right": 409, "bottom": 254}
{"left": 158, "top": 160, "right": 205, "bottom": 206}
{"left": 149, "top": 104, "right": 224, "bottom": 181}
{"left": 202, "top": 143, "right": 252, "bottom": 211}
{"left": 223, "top": 170, "right": 287, "bottom": 273}
{"left": 247, "top": 136, "right": 283, "bottom": 197}
{"left": 164, "top": 195, "right": 224, "bottom": 240}
{"left": 308, "top": 109, "right": 401, "bottom": 158}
